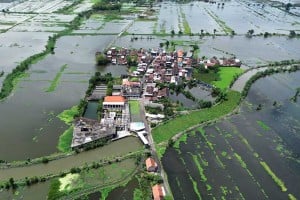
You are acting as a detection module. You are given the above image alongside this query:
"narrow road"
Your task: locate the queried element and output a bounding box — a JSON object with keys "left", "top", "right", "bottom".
{"left": 139, "top": 100, "right": 172, "bottom": 196}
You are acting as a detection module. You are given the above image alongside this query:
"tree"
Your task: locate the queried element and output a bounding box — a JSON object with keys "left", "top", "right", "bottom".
{"left": 247, "top": 29, "right": 254, "bottom": 37}
{"left": 264, "top": 32, "right": 270, "bottom": 38}
{"left": 165, "top": 40, "right": 170, "bottom": 49}
{"left": 171, "top": 30, "right": 175, "bottom": 36}
{"left": 289, "top": 30, "right": 296, "bottom": 38}
{"left": 42, "top": 157, "right": 49, "bottom": 164}
{"left": 200, "top": 29, "right": 204, "bottom": 35}
{"left": 96, "top": 53, "right": 109, "bottom": 65}
{"left": 285, "top": 3, "right": 292, "bottom": 11}
{"left": 231, "top": 30, "right": 235, "bottom": 36}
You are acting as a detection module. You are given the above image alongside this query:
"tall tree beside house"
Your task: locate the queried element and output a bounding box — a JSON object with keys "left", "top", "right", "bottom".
{"left": 96, "top": 53, "right": 109, "bottom": 65}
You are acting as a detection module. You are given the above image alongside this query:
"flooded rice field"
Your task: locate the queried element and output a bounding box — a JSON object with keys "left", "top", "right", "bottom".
{"left": 155, "top": 0, "right": 300, "bottom": 35}
{"left": 0, "top": 35, "right": 114, "bottom": 161}
{"left": 114, "top": 35, "right": 300, "bottom": 66}
{"left": 162, "top": 71, "right": 300, "bottom": 199}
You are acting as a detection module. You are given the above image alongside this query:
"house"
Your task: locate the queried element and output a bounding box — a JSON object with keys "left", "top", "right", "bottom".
{"left": 103, "top": 96, "right": 126, "bottom": 110}
{"left": 146, "top": 157, "right": 158, "bottom": 172}
{"left": 152, "top": 184, "right": 165, "bottom": 200}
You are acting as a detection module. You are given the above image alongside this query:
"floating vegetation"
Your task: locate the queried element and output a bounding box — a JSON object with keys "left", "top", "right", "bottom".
{"left": 288, "top": 193, "right": 297, "bottom": 200}
{"left": 46, "top": 64, "right": 67, "bottom": 92}
{"left": 191, "top": 154, "right": 207, "bottom": 182}
{"left": 256, "top": 120, "right": 271, "bottom": 131}
{"left": 188, "top": 175, "right": 202, "bottom": 200}
{"left": 221, "top": 151, "right": 227, "bottom": 157}
{"left": 260, "top": 161, "right": 287, "bottom": 192}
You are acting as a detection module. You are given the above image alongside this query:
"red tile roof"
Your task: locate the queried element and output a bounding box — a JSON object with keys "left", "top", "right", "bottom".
{"left": 104, "top": 96, "right": 125, "bottom": 103}
{"left": 146, "top": 157, "right": 158, "bottom": 170}
{"left": 152, "top": 184, "right": 164, "bottom": 200}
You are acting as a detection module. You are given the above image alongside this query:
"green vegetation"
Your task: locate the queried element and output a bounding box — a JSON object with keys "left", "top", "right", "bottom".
{"left": 57, "top": 126, "right": 73, "bottom": 152}
{"left": 188, "top": 175, "right": 202, "bottom": 200}
{"left": 57, "top": 106, "right": 79, "bottom": 125}
{"left": 180, "top": 7, "right": 191, "bottom": 35}
{"left": 260, "top": 161, "right": 287, "bottom": 192}
{"left": 46, "top": 64, "right": 67, "bottom": 92}
{"left": 173, "top": 133, "right": 188, "bottom": 149}
{"left": 191, "top": 154, "right": 207, "bottom": 182}
{"left": 152, "top": 90, "right": 241, "bottom": 144}
{"left": 204, "top": 8, "right": 233, "bottom": 34}
{"left": 129, "top": 100, "right": 140, "bottom": 115}
{"left": 288, "top": 194, "right": 297, "bottom": 200}
{"left": 234, "top": 153, "right": 247, "bottom": 169}
{"left": 256, "top": 120, "right": 271, "bottom": 131}
{"left": 133, "top": 188, "right": 144, "bottom": 200}
{"left": 212, "top": 67, "right": 243, "bottom": 89}
{"left": 48, "top": 179, "right": 61, "bottom": 200}
{"left": 96, "top": 53, "right": 109, "bottom": 65}
{"left": 193, "top": 67, "right": 220, "bottom": 83}
{"left": 92, "top": 0, "right": 122, "bottom": 11}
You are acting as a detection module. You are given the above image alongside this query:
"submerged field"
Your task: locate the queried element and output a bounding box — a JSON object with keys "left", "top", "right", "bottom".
{"left": 0, "top": 0, "right": 299, "bottom": 199}
{"left": 162, "top": 71, "right": 300, "bottom": 199}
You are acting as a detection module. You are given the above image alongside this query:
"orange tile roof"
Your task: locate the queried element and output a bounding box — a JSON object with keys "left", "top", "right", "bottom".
{"left": 152, "top": 184, "right": 164, "bottom": 200}
{"left": 146, "top": 157, "right": 158, "bottom": 170}
{"left": 177, "top": 50, "right": 184, "bottom": 57}
{"left": 104, "top": 96, "right": 125, "bottom": 103}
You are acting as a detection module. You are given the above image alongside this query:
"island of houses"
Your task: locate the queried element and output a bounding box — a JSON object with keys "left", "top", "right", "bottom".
{"left": 70, "top": 46, "right": 241, "bottom": 199}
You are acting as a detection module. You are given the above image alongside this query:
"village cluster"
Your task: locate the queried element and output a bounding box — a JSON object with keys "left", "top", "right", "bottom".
{"left": 70, "top": 46, "right": 241, "bottom": 200}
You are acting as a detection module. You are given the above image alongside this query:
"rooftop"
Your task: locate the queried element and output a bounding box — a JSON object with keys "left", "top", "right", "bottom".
{"left": 152, "top": 184, "right": 165, "bottom": 200}
{"left": 104, "top": 96, "right": 125, "bottom": 103}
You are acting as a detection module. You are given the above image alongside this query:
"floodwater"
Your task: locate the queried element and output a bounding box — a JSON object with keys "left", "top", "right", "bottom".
{"left": 162, "top": 71, "right": 300, "bottom": 199}
{"left": 0, "top": 35, "right": 114, "bottom": 161}
{"left": 84, "top": 101, "right": 98, "bottom": 120}
{"left": 114, "top": 35, "right": 300, "bottom": 66}
{"left": 0, "top": 136, "right": 142, "bottom": 181}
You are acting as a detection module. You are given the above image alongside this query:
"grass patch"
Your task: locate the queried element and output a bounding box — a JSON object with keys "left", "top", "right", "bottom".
{"left": 59, "top": 173, "right": 80, "bottom": 191}
{"left": 46, "top": 64, "right": 67, "bottom": 92}
{"left": 256, "top": 120, "right": 271, "bottom": 131}
{"left": 133, "top": 188, "right": 143, "bottom": 200}
{"left": 129, "top": 100, "right": 140, "bottom": 115}
{"left": 212, "top": 67, "right": 243, "bottom": 89}
{"left": 57, "top": 126, "right": 73, "bottom": 152}
{"left": 152, "top": 90, "right": 241, "bottom": 144}
{"left": 57, "top": 105, "right": 79, "bottom": 125}
{"left": 193, "top": 69, "right": 220, "bottom": 84}
{"left": 260, "top": 161, "right": 287, "bottom": 192}
{"left": 173, "top": 133, "right": 188, "bottom": 149}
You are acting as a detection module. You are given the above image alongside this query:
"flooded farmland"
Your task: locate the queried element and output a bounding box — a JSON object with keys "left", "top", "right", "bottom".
{"left": 0, "top": 0, "right": 300, "bottom": 198}
{"left": 162, "top": 71, "right": 300, "bottom": 199}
